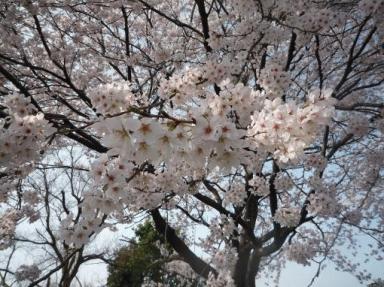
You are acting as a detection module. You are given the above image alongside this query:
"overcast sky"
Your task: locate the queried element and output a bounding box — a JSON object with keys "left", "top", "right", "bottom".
{"left": 77, "top": 255, "right": 383, "bottom": 287}
{"left": 74, "top": 226, "right": 384, "bottom": 287}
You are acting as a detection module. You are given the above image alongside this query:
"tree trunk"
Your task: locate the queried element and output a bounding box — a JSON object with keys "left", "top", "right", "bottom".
{"left": 234, "top": 245, "right": 252, "bottom": 286}
{"left": 233, "top": 243, "right": 261, "bottom": 287}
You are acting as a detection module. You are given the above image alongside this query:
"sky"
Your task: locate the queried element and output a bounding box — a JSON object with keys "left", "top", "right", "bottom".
{"left": 3, "top": 184, "right": 383, "bottom": 287}
{"left": 2, "top": 147, "right": 382, "bottom": 287}
{"left": 77, "top": 249, "right": 383, "bottom": 287}
{"left": 4, "top": 218, "right": 382, "bottom": 286}
{"left": 75, "top": 226, "right": 384, "bottom": 287}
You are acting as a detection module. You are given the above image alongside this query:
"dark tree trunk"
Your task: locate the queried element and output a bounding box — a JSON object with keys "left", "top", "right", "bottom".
{"left": 233, "top": 232, "right": 261, "bottom": 287}
{"left": 234, "top": 244, "right": 252, "bottom": 286}
{"left": 233, "top": 247, "right": 261, "bottom": 287}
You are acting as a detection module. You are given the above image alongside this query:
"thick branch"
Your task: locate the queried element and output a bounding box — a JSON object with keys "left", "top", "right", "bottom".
{"left": 150, "top": 209, "right": 216, "bottom": 279}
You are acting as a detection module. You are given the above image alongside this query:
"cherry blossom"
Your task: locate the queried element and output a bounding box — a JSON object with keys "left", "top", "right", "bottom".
{"left": 0, "top": 0, "right": 383, "bottom": 286}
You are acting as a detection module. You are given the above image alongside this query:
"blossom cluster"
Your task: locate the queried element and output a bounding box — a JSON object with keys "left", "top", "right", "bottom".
{"left": 223, "top": 182, "right": 247, "bottom": 206}
{"left": 0, "top": 94, "right": 54, "bottom": 171}
{"left": 88, "top": 82, "right": 138, "bottom": 115}
{"left": 0, "top": 0, "right": 382, "bottom": 285}
{"left": 249, "top": 176, "right": 269, "bottom": 196}
{"left": 55, "top": 66, "right": 338, "bottom": 250}
{"left": 15, "top": 264, "right": 41, "bottom": 282}
{"left": 0, "top": 210, "right": 20, "bottom": 250}
{"left": 286, "top": 236, "right": 320, "bottom": 266}
{"left": 307, "top": 177, "right": 340, "bottom": 218}
{"left": 258, "top": 63, "right": 291, "bottom": 99}
{"left": 290, "top": 8, "right": 334, "bottom": 32}
{"left": 305, "top": 154, "right": 327, "bottom": 171}
{"left": 248, "top": 90, "right": 335, "bottom": 162}
{"left": 202, "top": 215, "right": 239, "bottom": 254}
{"left": 165, "top": 260, "right": 198, "bottom": 282}
{"left": 273, "top": 206, "right": 301, "bottom": 227}
{"left": 207, "top": 271, "right": 235, "bottom": 287}
{"left": 359, "top": 0, "right": 384, "bottom": 16}
{"left": 159, "top": 68, "right": 204, "bottom": 106}
{"left": 59, "top": 212, "right": 103, "bottom": 248}
{"left": 211, "top": 247, "right": 238, "bottom": 271}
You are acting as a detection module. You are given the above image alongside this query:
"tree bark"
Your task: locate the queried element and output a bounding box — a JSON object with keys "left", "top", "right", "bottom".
{"left": 150, "top": 209, "right": 217, "bottom": 279}
{"left": 234, "top": 245, "right": 261, "bottom": 287}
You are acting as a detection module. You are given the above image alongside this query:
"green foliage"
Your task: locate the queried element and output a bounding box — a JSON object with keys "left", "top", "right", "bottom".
{"left": 107, "top": 221, "right": 201, "bottom": 287}
{"left": 107, "top": 221, "right": 164, "bottom": 287}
